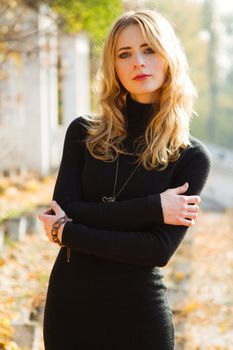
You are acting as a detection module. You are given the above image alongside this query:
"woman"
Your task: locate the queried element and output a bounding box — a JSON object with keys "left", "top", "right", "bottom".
{"left": 39, "top": 9, "right": 211, "bottom": 349}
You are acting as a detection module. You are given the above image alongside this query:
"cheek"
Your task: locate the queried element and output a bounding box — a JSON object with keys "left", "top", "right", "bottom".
{"left": 153, "top": 63, "right": 166, "bottom": 82}
{"left": 157, "top": 59, "right": 167, "bottom": 74}
{"left": 149, "top": 55, "right": 166, "bottom": 71}
{"left": 115, "top": 63, "right": 128, "bottom": 85}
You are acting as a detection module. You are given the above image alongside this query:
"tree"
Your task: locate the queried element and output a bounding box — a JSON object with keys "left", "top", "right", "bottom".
{"left": 202, "top": 0, "right": 218, "bottom": 143}
{"left": 0, "top": 0, "right": 122, "bottom": 111}
{"left": 0, "top": 0, "right": 122, "bottom": 69}
{"left": 49, "top": 0, "right": 122, "bottom": 46}
{"left": 217, "top": 12, "right": 233, "bottom": 148}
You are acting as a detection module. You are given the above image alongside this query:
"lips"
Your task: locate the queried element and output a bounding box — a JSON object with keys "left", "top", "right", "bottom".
{"left": 132, "top": 74, "right": 151, "bottom": 80}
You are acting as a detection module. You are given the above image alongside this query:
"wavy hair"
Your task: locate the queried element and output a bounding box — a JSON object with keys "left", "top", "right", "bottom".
{"left": 84, "top": 9, "right": 197, "bottom": 170}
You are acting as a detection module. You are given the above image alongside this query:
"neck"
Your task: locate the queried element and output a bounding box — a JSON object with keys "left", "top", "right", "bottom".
{"left": 130, "top": 91, "right": 161, "bottom": 104}
{"left": 124, "top": 94, "right": 158, "bottom": 135}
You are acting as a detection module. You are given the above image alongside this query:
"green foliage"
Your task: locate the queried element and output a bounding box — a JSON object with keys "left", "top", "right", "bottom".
{"left": 50, "top": 0, "right": 122, "bottom": 45}
{"left": 18, "top": 0, "right": 233, "bottom": 149}
{"left": 22, "top": 0, "right": 122, "bottom": 46}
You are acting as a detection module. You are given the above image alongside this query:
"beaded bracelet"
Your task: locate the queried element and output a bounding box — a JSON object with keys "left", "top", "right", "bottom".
{"left": 51, "top": 214, "right": 72, "bottom": 247}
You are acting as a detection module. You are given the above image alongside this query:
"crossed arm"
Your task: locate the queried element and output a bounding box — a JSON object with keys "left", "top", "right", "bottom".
{"left": 57, "top": 146, "right": 210, "bottom": 267}
{"left": 40, "top": 119, "right": 210, "bottom": 267}
{"left": 52, "top": 118, "right": 201, "bottom": 231}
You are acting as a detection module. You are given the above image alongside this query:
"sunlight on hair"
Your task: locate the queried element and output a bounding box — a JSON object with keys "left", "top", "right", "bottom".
{"left": 85, "top": 9, "right": 197, "bottom": 170}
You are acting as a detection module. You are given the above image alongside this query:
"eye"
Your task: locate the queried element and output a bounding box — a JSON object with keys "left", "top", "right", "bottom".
{"left": 118, "top": 52, "right": 130, "bottom": 59}
{"left": 144, "top": 47, "right": 155, "bottom": 54}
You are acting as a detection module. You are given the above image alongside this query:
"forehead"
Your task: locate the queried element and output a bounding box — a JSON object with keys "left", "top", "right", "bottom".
{"left": 115, "top": 24, "right": 146, "bottom": 49}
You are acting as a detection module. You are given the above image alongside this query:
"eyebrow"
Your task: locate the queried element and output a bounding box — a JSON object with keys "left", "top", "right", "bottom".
{"left": 117, "top": 43, "right": 149, "bottom": 53}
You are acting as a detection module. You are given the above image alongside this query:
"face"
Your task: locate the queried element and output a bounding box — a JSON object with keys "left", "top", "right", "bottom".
{"left": 115, "top": 24, "right": 167, "bottom": 104}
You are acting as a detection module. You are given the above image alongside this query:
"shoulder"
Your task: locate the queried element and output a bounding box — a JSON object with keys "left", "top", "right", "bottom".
{"left": 65, "top": 116, "right": 89, "bottom": 142}
{"left": 68, "top": 116, "right": 89, "bottom": 132}
{"left": 179, "top": 136, "right": 212, "bottom": 169}
{"left": 170, "top": 136, "right": 212, "bottom": 194}
{"left": 172, "top": 136, "right": 212, "bottom": 184}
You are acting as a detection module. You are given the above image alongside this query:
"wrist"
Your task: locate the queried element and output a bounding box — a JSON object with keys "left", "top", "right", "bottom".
{"left": 58, "top": 222, "right": 66, "bottom": 244}
{"left": 51, "top": 215, "right": 72, "bottom": 246}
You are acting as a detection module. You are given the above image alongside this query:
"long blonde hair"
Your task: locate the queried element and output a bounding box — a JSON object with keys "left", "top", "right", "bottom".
{"left": 84, "top": 9, "right": 197, "bottom": 170}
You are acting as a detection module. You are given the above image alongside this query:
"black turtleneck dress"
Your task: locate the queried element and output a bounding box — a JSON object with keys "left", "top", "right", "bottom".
{"left": 43, "top": 95, "right": 211, "bottom": 350}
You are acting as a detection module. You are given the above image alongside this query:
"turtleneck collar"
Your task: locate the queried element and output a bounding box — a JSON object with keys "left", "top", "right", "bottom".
{"left": 124, "top": 93, "right": 159, "bottom": 137}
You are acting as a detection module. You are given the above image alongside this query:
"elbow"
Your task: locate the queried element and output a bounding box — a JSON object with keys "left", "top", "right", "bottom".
{"left": 156, "top": 257, "right": 169, "bottom": 267}
{"left": 150, "top": 239, "right": 174, "bottom": 267}
{"left": 151, "top": 251, "right": 171, "bottom": 268}
{"left": 145, "top": 257, "right": 168, "bottom": 268}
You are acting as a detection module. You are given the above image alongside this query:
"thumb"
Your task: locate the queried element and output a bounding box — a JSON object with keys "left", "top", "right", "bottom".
{"left": 175, "top": 182, "right": 189, "bottom": 195}
{"left": 51, "top": 201, "right": 64, "bottom": 216}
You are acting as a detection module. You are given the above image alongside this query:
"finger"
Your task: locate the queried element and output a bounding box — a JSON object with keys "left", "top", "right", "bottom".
{"left": 181, "top": 218, "right": 195, "bottom": 227}
{"left": 51, "top": 201, "right": 64, "bottom": 216}
{"left": 38, "top": 213, "right": 48, "bottom": 221}
{"left": 184, "top": 212, "right": 198, "bottom": 220}
{"left": 186, "top": 205, "right": 199, "bottom": 213}
{"left": 44, "top": 208, "right": 55, "bottom": 215}
{"left": 174, "top": 182, "right": 189, "bottom": 195}
{"left": 186, "top": 196, "right": 201, "bottom": 204}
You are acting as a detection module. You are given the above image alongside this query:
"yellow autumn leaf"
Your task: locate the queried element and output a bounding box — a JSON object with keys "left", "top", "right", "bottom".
{"left": 181, "top": 300, "right": 200, "bottom": 314}
{"left": 24, "top": 180, "right": 40, "bottom": 192}
{"left": 0, "top": 326, "right": 12, "bottom": 338}
{"left": 42, "top": 176, "right": 54, "bottom": 185}
{"left": 0, "top": 318, "right": 11, "bottom": 328}
{"left": 9, "top": 0, "right": 18, "bottom": 9}
{"left": 8, "top": 341, "right": 20, "bottom": 350}
{"left": 0, "top": 178, "right": 10, "bottom": 190}
{"left": 5, "top": 297, "right": 14, "bottom": 305}
{"left": 0, "top": 258, "right": 6, "bottom": 267}
{"left": 10, "top": 52, "right": 22, "bottom": 67}
{"left": 173, "top": 270, "right": 185, "bottom": 281}
{"left": 218, "top": 322, "right": 229, "bottom": 333}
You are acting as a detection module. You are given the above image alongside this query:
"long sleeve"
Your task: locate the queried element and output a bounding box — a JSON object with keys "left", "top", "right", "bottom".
{"left": 53, "top": 117, "right": 164, "bottom": 230}
{"left": 62, "top": 142, "right": 211, "bottom": 267}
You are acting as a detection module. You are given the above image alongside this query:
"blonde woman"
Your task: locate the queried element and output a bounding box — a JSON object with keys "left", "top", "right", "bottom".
{"left": 39, "top": 9, "right": 211, "bottom": 349}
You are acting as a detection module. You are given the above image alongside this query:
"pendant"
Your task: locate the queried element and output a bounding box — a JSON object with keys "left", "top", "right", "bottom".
{"left": 102, "top": 196, "right": 116, "bottom": 202}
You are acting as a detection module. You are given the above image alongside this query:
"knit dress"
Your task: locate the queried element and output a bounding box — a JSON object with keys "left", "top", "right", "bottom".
{"left": 43, "top": 95, "right": 211, "bottom": 350}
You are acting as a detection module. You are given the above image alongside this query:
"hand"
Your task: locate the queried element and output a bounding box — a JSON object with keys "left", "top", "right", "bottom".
{"left": 160, "top": 183, "right": 201, "bottom": 227}
{"left": 38, "top": 201, "right": 66, "bottom": 243}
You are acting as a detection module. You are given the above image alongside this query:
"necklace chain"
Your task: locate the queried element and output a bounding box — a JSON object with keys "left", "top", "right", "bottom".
{"left": 102, "top": 156, "right": 141, "bottom": 202}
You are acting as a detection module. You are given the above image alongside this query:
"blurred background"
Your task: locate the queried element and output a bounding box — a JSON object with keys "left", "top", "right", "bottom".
{"left": 0, "top": 0, "right": 232, "bottom": 349}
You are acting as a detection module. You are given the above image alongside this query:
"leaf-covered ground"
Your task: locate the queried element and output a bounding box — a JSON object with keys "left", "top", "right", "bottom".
{"left": 0, "top": 235, "right": 58, "bottom": 350}
{"left": 0, "top": 175, "right": 55, "bottom": 221}
{"left": 164, "top": 210, "right": 233, "bottom": 349}
{"left": 177, "top": 211, "right": 233, "bottom": 349}
{"left": 0, "top": 174, "right": 232, "bottom": 349}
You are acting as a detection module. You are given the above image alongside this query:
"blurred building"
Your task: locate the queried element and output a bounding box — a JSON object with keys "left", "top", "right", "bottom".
{"left": 202, "top": 144, "right": 233, "bottom": 210}
{"left": 0, "top": 3, "right": 90, "bottom": 176}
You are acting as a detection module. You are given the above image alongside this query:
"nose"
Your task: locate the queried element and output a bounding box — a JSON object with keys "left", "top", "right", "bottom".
{"left": 133, "top": 53, "right": 145, "bottom": 69}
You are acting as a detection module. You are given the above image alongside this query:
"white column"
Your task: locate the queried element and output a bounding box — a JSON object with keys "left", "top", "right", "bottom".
{"left": 61, "top": 33, "right": 90, "bottom": 128}
{"left": 22, "top": 4, "right": 58, "bottom": 175}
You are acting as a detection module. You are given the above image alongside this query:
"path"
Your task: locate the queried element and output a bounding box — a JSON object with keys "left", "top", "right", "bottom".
{"left": 0, "top": 211, "right": 232, "bottom": 349}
